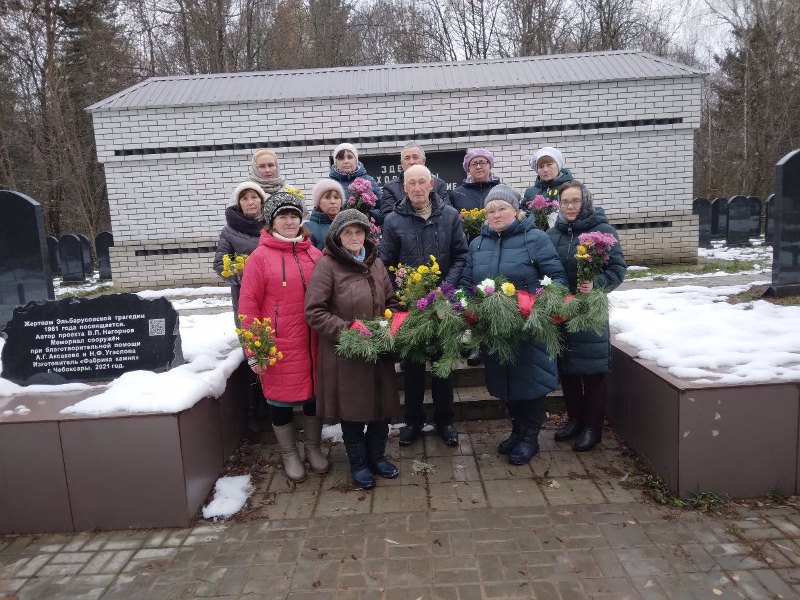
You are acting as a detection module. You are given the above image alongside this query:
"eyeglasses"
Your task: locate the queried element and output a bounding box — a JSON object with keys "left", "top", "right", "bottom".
{"left": 561, "top": 200, "right": 582, "bottom": 207}
{"left": 469, "top": 160, "right": 490, "bottom": 168}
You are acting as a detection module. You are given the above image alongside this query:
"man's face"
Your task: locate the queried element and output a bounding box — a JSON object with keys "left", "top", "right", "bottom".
{"left": 401, "top": 147, "right": 426, "bottom": 171}
{"left": 404, "top": 174, "right": 433, "bottom": 208}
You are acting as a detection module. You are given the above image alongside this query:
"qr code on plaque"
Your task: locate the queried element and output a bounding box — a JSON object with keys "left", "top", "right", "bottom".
{"left": 148, "top": 318, "right": 166, "bottom": 336}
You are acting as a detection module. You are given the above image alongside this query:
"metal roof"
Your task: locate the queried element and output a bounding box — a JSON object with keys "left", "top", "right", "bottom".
{"left": 87, "top": 51, "right": 704, "bottom": 112}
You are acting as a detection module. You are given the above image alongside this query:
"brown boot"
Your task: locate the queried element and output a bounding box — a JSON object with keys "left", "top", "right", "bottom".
{"left": 272, "top": 423, "right": 306, "bottom": 482}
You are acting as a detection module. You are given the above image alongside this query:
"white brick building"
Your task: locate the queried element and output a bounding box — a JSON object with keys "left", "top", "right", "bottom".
{"left": 88, "top": 51, "right": 704, "bottom": 291}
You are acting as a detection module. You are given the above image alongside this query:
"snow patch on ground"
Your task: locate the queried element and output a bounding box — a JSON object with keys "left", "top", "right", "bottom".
{"left": 202, "top": 475, "right": 253, "bottom": 520}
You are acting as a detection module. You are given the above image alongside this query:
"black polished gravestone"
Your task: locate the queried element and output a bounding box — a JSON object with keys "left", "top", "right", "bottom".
{"left": 726, "top": 195, "right": 754, "bottom": 246}
{"left": 765, "top": 194, "right": 776, "bottom": 244}
{"left": 360, "top": 150, "right": 465, "bottom": 192}
{"left": 692, "top": 198, "right": 712, "bottom": 248}
{"left": 766, "top": 148, "right": 800, "bottom": 297}
{"left": 711, "top": 197, "right": 728, "bottom": 238}
{"left": 76, "top": 234, "right": 93, "bottom": 274}
{"left": 59, "top": 234, "right": 86, "bottom": 282}
{"left": 46, "top": 236, "right": 60, "bottom": 276}
{"left": 1, "top": 294, "right": 183, "bottom": 384}
{"left": 95, "top": 231, "right": 113, "bottom": 280}
{"left": 0, "top": 191, "right": 55, "bottom": 329}
{"left": 746, "top": 196, "right": 763, "bottom": 237}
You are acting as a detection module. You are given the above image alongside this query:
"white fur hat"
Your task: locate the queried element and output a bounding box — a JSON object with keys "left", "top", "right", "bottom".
{"left": 332, "top": 143, "right": 358, "bottom": 163}
{"left": 231, "top": 181, "right": 267, "bottom": 205}
{"left": 529, "top": 147, "right": 565, "bottom": 172}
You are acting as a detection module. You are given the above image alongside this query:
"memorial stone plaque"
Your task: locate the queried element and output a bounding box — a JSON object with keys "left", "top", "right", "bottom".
{"left": 692, "top": 198, "right": 712, "bottom": 248}
{"left": 59, "top": 234, "right": 85, "bottom": 282}
{"left": 726, "top": 195, "right": 751, "bottom": 246}
{"left": 711, "top": 197, "right": 728, "bottom": 238}
{"left": 765, "top": 194, "right": 775, "bottom": 244}
{"left": 360, "top": 150, "right": 465, "bottom": 191}
{"left": 77, "top": 234, "right": 93, "bottom": 274}
{"left": 746, "top": 196, "right": 762, "bottom": 238}
{"left": 96, "top": 231, "right": 113, "bottom": 280}
{"left": 1, "top": 294, "right": 183, "bottom": 385}
{"left": 767, "top": 148, "right": 800, "bottom": 297}
{"left": 47, "top": 236, "right": 60, "bottom": 276}
{"left": 0, "top": 191, "right": 55, "bottom": 328}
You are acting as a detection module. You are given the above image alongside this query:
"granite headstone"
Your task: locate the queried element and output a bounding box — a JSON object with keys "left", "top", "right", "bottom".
{"left": 692, "top": 198, "right": 712, "bottom": 248}
{"left": 95, "top": 232, "right": 114, "bottom": 280}
{"left": 0, "top": 191, "right": 55, "bottom": 328}
{"left": 746, "top": 196, "right": 762, "bottom": 238}
{"left": 77, "top": 234, "right": 93, "bottom": 275}
{"left": 766, "top": 148, "right": 800, "bottom": 297}
{"left": 59, "top": 234, "right": 86, "bottom": 283}
{"left": 765, "top": 194, "right": 775, "bottom": 244}
{"left": 46, "top": 235, "right": 60, "bottom": 276}
{"left": 1, "top": 294, "right": 183, "bottom": 384}
{"left": 726, "top": 195, "right": 752, "bottom": 247}
{"left": 360, "top": 150, "right": 463, "bottom": 191}
{"left": 711, "top": 197, "right": 728, "bottom": 239}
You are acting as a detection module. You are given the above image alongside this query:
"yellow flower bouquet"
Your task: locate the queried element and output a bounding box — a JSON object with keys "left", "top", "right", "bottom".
{"left": 388, "top": 255, "right": 442, "bottom": 308}
{"left": 459, "top": 208, "right": 486, "bottom": 242}
{"left": 220, "top": 253, "right": 248, "bottom": 283}
{"left": 236, "top": 315, "right": 282, "bottom": 370}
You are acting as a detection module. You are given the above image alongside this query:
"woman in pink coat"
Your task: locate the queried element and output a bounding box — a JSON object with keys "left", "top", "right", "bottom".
{"left": 238, "top": 191, "right": 326, "bottom": 483}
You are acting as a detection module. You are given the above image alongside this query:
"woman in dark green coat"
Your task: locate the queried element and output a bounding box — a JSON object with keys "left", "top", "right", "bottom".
{"left": 547, "top": 181, "right": 626, "bottom": 452}
{"left": 459, "top": 185, "right": 568, "bottom": 465}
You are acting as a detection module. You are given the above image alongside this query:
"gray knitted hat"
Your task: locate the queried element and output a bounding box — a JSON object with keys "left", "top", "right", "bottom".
{"left": 262, "top": 191, "right": 304, "bottom": 225}
{"left": 329, "top": 209, "right": 369, "bottom": 242}
{"left": 484, "top": 184, "right": 521, "bottom": 210}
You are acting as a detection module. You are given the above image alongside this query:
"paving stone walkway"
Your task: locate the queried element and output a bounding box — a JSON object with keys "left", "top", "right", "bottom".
{"left": 2, "top": 419, "right": 800, "bottom": 599}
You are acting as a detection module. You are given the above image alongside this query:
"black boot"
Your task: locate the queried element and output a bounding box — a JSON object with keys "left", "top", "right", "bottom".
{"left": 365, "top": 421, "right": 399, "bottom": 479}
{"left": 509, "top": 398, "right": 545, "bottom": 465}
{"left": 573, "top": 427, "right": 602, "bottom": 452}
{"left": 341, "top": 422, "right": 376, "bottom": 489}
{"left": 554, "top": 419, "right": 581, "bottom": 442}
{"left": 498, "top": 403, "right": 521, "bottom": 455}
{"left": 399, "top": 423, "right": 423, "bottom": 446}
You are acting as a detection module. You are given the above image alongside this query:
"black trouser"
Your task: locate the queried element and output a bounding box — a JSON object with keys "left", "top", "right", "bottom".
{"left": 402, "top": 361, "right": 454, "bottom": 427}
{"left": 560, "top": 374, "right": 606, "bottom": 429}
{"left": 270, "top": 401, "right": 316, "bottom": 426}
{"left": 508, "top": 396, "right": 546, "bottom": 430}
{"left": 340, "top": 420, "right": 389, "bottom": 444}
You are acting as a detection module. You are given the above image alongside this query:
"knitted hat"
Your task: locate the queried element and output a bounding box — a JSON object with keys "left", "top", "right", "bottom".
{"left": 484, "top": 184, "right": 521, "bottom": 210}
{"left": 311, "top": 179, "right": 346, "bottom": 209}
{"left": 463, "top": 148, "right": 494, "bottom": 172}
{"left": 332, "top": 143, "right": 358, "bottom": 163}
{"left": 252, "top": 148, "right": 279, "bottom": 168}
{"left": 530, "top": 147, "right": 565, "bottom": 171}
{"left": 231, "top": 181, "right": 267, "bottom": 206}
{"left": 262, "top": 191, "right": 305, "bottom": 225}
{"left": 329, "top": 209, "right": 369, "bottom": 243}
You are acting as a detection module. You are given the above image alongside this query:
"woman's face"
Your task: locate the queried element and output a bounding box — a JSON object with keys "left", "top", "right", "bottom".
{"left": 256, "top": 154, "right": 278, "bottom": 179}
{"left": 272, "top": 212, "right": 301, "bottom": 238}
{"left": 536, "top": 157, "right": 559, "bottom": 182}
{"left": 486, "top": 201, "right": 517, "bottom": 232}
{"left": 468, "top": 157, "right": 491, "bottom": 182}
{"left": 319, "top": 190, "right": 342, "bottom": 218}
{"left": 335, "top": 150, "right": 357, "bottom": 174}
{"left": 559, "top": 187, "right": 583, "bottom": 222}
{"left": 238, "top": 189, "right": 263, "bottom": 219}
{"left": 340, "top": 224, "right": 366, "bottom": 255}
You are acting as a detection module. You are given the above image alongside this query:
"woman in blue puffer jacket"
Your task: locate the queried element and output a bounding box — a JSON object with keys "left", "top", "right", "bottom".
{"left": 547, "top": 181, "right": 626, "bottom": 452}
{"left": 459, "top": 185, "right": 568, "bottom": 465}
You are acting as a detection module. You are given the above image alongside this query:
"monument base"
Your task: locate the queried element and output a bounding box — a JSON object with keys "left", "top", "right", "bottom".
{"left": 0, "top": 363, "right": 249, "bottom": 534}
{"left": 763, "top": 284, "right": 800, "bottom": 298}
{"left": 608, "top": 340, "right": 800, "bottom": 498}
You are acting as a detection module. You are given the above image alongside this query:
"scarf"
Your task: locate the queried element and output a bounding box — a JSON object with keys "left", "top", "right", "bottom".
{"left": 271, "top": 231, "right": 304, "bottom": 243}
{"left": 414, "top": 202, "right": 433, "bottom": 220}
{"left": 249, "top": 165, "right": 286, "bottom": 195}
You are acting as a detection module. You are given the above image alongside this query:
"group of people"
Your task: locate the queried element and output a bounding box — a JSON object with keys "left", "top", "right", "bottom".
{"left": 212, "top": 141, "right": 626, "bottom": 489}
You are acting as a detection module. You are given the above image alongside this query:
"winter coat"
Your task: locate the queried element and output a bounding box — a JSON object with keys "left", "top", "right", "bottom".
{"left": 304, "top": 237, "right": 401, "bottom": 423}
{"left": 523, "top": 168, "right": 574, "bottom": 206}
{"left": 306, "top": 210, "right": 333, "bottom": 250}
{"left": 238, "top": 230, "right": 323, "bottom": 404}
{"left": 450, "top": 178, "right": 501, "bottom": 211}
{"left": 547, "top": 207, "right": 626, "bottom": 375}
{"left": 212, "top": 205, "right": 263, "bottom": 322}
{"left": 380, "top": 174, "right": 450, "bottom": 220}
{"left": 328, "top": 162, "right": 382, "bottom": 223}
{"left": 379, "top": 193, "right": 468, "bottom": 285}
{"left": 459, "top": 216, "right": 569, "bottom": 402}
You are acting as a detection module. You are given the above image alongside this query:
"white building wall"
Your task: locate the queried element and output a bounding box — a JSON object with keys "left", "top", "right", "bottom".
{"left": 92, "top": 76, "right": 702, "bottom": 290}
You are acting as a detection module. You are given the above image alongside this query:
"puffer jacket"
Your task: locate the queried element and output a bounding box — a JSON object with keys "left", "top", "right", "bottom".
{"left": 328, "top": 162, "right": 381, "bottom": 223}
{"left": 304, "top": 237, "right": 401, "bottom": 423}
{"left": 212, "top": 205, "right": 263, "bottom": 321}
{"left": 379, "top": 193, "right": 468, "bottom": 285}
{"left": 459, "top": 216, "right": 568, "bottom": 401}
{"left": 238, "top": 231, "right": 323, "bottom": 403}
{"left": 523, "top": 168, "right": 574, "bottom": 205}
{"left": 547, "top": 207, "right": 626, "bottom": 375}
{"left": 306, "top": 210, "right": 333, "bottom": 250}
{"left": 450, "top": 178, "right": 501, "bottom": 211}
{"left": 380, "top": 174, "right": 450, "bottom": 220}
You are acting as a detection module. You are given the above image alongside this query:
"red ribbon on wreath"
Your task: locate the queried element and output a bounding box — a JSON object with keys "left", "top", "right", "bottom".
{"left": 517, "top": 290, "right": 536, "bottom": 318}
